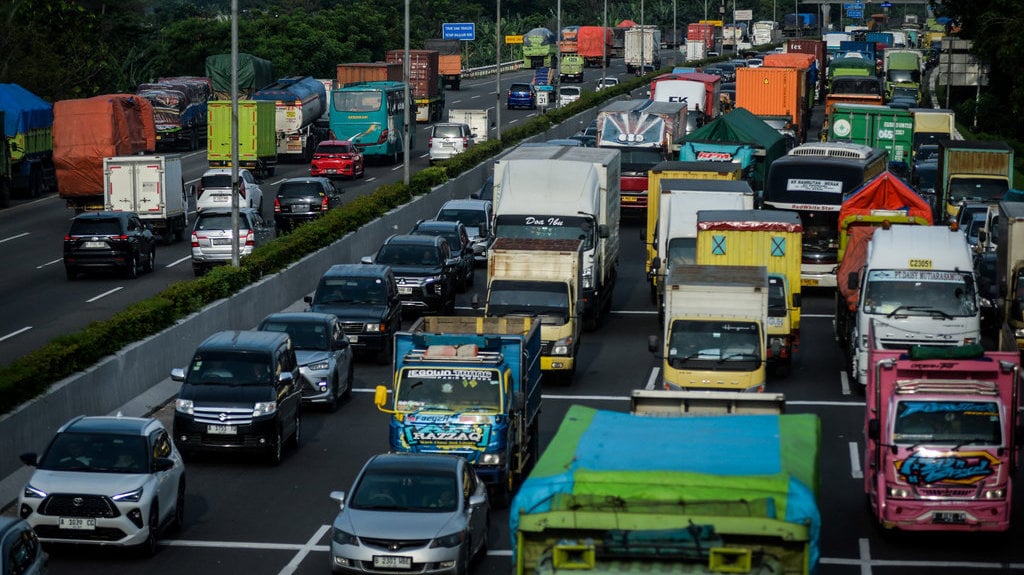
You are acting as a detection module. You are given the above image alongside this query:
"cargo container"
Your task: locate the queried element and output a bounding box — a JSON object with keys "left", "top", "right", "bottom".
{"left": 206, "top": 100, "right": 277, "bottom": 178}
{"left": 385, "top": 50, "right": 446, "bottom": 123}
{"left": 335, "top": 62, "right": 403, "bottom": 86}
{"left": 828, "top": 103, "right": 914, "bottom": 162}
{"left": 424, "top": 39, "right": 463, "bottom": 90}
{"left": 784, "top": 38, "right": 825, "bottom": 100}
{"left": 735, "top": 67, "right": 808, "bottom": 143}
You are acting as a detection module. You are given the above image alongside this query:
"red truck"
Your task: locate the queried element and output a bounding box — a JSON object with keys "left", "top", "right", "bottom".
{"left": 687, "top": 22, "right": 717, "bottom": 52}
{"left": 649, "top": 72, "right": 721, "bottom": 122}
{"left": 864, "top": 341, "right": 1021, "bottom": 532}
{"left": 576, "top": 26, "right": 613, "bottom": 67}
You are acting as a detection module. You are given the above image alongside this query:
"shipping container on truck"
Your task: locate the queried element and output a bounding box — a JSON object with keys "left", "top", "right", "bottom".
{"left": 424, "top": 39, "right": 463, "bottom": 90}
{"left": 206, "top": 100, "right": 277, "bottom": 178}
{"left": 687, "top": 22, "right": 718, "bottom": 52}
{"left": 761, "top": 52, "right": 818, "bottom": 111}
{"left": 335, "top": 62, "right": 403, "bottom": 86}
{"left": 828, "top": 103, "right": 914, "bottom": 162}
{"left": 385, "top": 50, "right": 446, "bottom": 123}
{"left": 735, "top": 67, "right": 808, "bottom": 143}
{"left": 785, "top": 38, "right": 825, "bottom": 100}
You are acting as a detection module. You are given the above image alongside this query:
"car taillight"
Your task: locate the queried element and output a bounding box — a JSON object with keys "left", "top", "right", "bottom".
{"left": 462, "top": 137, "right": 468, "bottom": 147}
{"left": 321, "top": 196, "right": 329, "bottom": 211}
{"left": 243, "top": 230, "right": 255, "bottom": 246}
{"left": 238, "top": 181, "right": 247, "bottom": 200}
{"left": 112, "top": 235, "right": 128, "bottom": 241}
{"left": 274, "top": 197, "right": 281, "bottom": 213}
{"left": 191, "top": 232, "right": 200, "bottom": 248}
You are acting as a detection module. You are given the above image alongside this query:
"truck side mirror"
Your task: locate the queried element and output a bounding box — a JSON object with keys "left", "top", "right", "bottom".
{"left": 792, "top": 293, "right": 802, "bottom": 308}
{"left": 651, "top": 256, "right": 662, "bottom": 272}
{"left": 470, "top": 293, "right": 481, "bottom": 309}
{"left": 373, "top": 385, "right": 389, "bottom": 409}
{"left": 647, "top": 335, "right": 660, "bottom": 353}
{"left": 867, "top": 418, "right": 880, "bottom": 441}
{"left": 978, "top": 229, "right": 987, "bottom": 244}
{"left": 847, "top": 271, "right": 859, "bottom": 290}
{"left": 598, "top": 224, "right": 609, "bottom": 239}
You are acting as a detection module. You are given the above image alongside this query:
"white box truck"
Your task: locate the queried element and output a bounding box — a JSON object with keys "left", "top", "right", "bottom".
{"left": 447, "top": 108, "right": 491, "bottom": 144}
{"left": 103, "top": 155, "right": 189, "bottom": 244}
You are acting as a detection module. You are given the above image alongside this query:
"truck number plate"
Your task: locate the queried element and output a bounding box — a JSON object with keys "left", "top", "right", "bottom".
{"left": 207, "top": 424, "right": 237, "bottom": 435}
{"left": 83, "top": 241, "right": 107, "bottom": 249}
{"left": 372, "top": 556, "right": 412, "bottom": 569}
{"left": 932, "top": 512, "right": 966, "bottom": 524}
{"left": 801, "top": 278, "right": 819, "bottom": 287}
{"left": 59, "top": 517, "right": 96, "bottom": 530}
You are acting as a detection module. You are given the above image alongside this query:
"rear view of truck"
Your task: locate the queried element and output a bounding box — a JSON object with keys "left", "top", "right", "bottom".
{"left": 0, "top": 84, "right": 57, "bottom": 205}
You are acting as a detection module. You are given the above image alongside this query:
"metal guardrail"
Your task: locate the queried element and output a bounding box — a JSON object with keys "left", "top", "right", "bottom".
{"left": 462, "top": 60, "right": 523, "bottom": 79}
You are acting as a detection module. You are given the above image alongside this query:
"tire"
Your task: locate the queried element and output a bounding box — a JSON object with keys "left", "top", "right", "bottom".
{"left": 267, "top": 427, "right": 283, "bottom": 466}
{"left": 291, "top": 411, "right": 302, "bottom": 449}
{"left": 325, "top": 375, "right": 339, "bottom": 413}
{"left": 144, "top": 246, "right": 156, "bottom": 273}
{"left": 136, "top": 504, "right": 160, "bottom": 557}
{"left": 125, "top": 254, "right": 139, "bottom": 279}
{"left": 169, "top": 479, "right": 186, "bottom": 532}
{"left": 342, "top": 362, "right": 354, "bottom": 401}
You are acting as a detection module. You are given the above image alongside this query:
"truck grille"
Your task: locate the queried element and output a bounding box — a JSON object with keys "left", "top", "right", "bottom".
{"left": 39, "top": 494, "right": 119, "bottom": 518}
{"left": 880, "top": 339, "right": 959, "bottom": 350}
{"left": 917, "top": 487, "right": 979, "bottom": 499}
{"left": 192, "top": 405, "right": 254, "bottom": 425}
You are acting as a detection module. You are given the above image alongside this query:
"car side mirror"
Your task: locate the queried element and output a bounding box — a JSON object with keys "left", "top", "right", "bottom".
{"left": 279, "top": 371, "right": 294, "bottom": 385}
{"left": 792, "top": 293, "right": 802, "bottom": 308}
{"left": 360, "top": 256, "right": 374, "bottom": 265}
{"left": 847, "top": 271, "right": 859, "bottom": 290}
{"left": 647, "top": 335, "right": 660, "bottom": 354}
{"left": 304, "top": 295, "right": 314, "bottom": 305}
{"left": 154, "top": 457, "right": 175, "bottom": 472}
{"left": 170, "top": 367, "right": 186, "bottom": 382}
{"left": 19, "top": 453, "right": 38, "bottom": 467}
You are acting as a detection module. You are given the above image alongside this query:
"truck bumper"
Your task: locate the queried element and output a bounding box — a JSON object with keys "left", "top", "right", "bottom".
{"left": 541, "top": 355, "right": 575, "bottom": 371}
{"left": 877, "top": 498, "right": 1010, "bottom": 532}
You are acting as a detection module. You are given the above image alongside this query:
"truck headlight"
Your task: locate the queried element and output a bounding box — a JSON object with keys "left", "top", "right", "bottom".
{"left": 253, "top": 401, "right": 278, "bottom": 416}
{"left": 175, "top": 399, "right": 194, "bottom": 415}
{"left": 552, "top": 337, "right": 573, "bottom": 356}
{"left": 887, "top": 486, "right": 912, "bottom": 499}
{"left": 365, "top": 322, "right": 382, "bottom": 333}
{"left": 582, "top": 267, "right": 594, "bottom": 290}
{"left": 1015, "top": 328, "right": 1024, "bottom": 339}
{"left": 480, "top": 453, "right": 503, "bottom": 465}
{"left": 984, "top": 488, "right": 1006, "bottom": 499}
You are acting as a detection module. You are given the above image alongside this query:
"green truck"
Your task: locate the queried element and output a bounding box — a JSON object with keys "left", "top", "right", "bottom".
{"left": 207, "top": 100, "right": 278, "bottom": 178}
{"left": 828, "top": 103, "right": 914, "bottom": 162}
{"left": 559, "top": 54, "right": 584, "bottom": 83}
{"left": 511, "top": 393, "right": 821, "bottom": 575}
{"left": 0, "top": 84, "right": 57, "bottom": 207}
{"left": 523, "top": 27, "right": 558, "bottom": 69}
{"left": 882, "top": 49, "right": 923, "bottom": 103}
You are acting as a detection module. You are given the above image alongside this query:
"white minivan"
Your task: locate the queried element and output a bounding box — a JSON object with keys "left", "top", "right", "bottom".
{"left": 428, "top": 122, "right": 475, "bottom": 165}
{"left": 196, "top": 167, "right": 264, "bottom": 213}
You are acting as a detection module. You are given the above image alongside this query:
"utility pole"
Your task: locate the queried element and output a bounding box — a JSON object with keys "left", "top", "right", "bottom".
{"left": 496, "top": 0, "right": 502, "bottom": 140}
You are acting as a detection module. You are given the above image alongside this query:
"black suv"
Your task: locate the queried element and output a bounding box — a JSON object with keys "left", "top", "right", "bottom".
{"left": 361, "top": 234, "right": 458, "bottom": 316}
{"left": 63, "top": 211, "right": 157, "bottom": 280}
{"left": 170, "top": 330, "right": 302, "bottom": 465}
{"left": 273, "top": 176, "right": 344, "bottom": 233}
{"left": 409, "top": 219, "right": 474, "bottom": 291}
{"left": 305, "top": 264, "right": 402, "bottom": 364}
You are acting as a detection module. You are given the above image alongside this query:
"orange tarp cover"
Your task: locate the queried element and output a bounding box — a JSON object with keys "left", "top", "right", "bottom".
{"left": 839, "top": 171, "right": 933, "bottom": 224}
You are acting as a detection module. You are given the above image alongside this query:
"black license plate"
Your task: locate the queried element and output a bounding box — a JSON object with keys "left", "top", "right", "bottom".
{"left": 932, "top": 511, "right": 966, "bottom": 524}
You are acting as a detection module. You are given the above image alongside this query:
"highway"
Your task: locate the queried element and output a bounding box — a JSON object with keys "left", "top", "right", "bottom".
{"left": 6, "top": 52, "right": 1024, "bottom": 575}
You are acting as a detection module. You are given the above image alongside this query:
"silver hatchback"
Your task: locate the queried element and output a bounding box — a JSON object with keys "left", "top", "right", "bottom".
{"left": 189, "top": 207, "right": 275, "bottom": 276}
{"left": 428, "top": 123, "right": 474, "bottom": 165}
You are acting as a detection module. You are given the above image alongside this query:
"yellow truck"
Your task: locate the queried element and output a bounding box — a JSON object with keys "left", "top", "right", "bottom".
{"left": 644, "top": 160, "right": 743, "bottom": 291}
{"left": 483, "top": 237, "right": 584, "bottom": 384}
{"left": 649, "top": 264, "right": 769, "bottom": 392}
{"left": 696, "top": 210, "right": 803, "bottom": 376}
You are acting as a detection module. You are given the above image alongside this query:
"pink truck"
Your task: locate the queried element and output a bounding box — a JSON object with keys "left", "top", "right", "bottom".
{"left": 864, "top": 340, "right": 1020, "bottom": 532}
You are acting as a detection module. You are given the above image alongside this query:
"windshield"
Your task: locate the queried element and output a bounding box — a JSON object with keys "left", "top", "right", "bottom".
{"left": 186, "top": 351, "right": 273, "bottom": 385}
{"left": 494, "top": 215, "right": 595, "bottom": 251}
{"left": 948, "top": 177, "right": 1010, "bottom": 204}
{"left": 768, "top": 276, "right": 788, "bottom": 318}
{"left": 798, "top": 210, "right": 840, "bottom": 257}
{"left": 195, "top": 214, "right": 252, "bottom": 231}
{"left": 376, "top": 244, "right": 440, "bottom": 266}
{"left": 666, "top": 319, "right": 761, "bottom": 371}
{"left": 260, "top": 321, "right": 327, "bottom": 350}
{"left": 438, "top": 208, "right": 488, "bottom": 229}
{"left": 350, "top": 470, "right": 459, "bottom": 512}
{"left": 913, "top": 163, "right": 937, "bottom": 190}
{"left": 278, "top": 182, "right": 325, "bottom": 198}
{"left": 665, "top": 237, "right": 696, "bottom": 273}
{"left": 862, "top": 270, "right": 978, "bottom": 318}
{"left": 69, "top": 218, "right": 121, "bottom": 236}
{"left": 39, "top": 432, "right": 149, "bottom": 473}
{"left": 487, "top": 280, "right": 570, "bottom": 325}
{"left": 395, "top": 367, "right": 502, "bottom": 411}
{"left": 888, "top": 69, "right": 920, "bottom": 83}
{"left": 333, "top": 90, "right": 383, "bottom": 113}
{"left": 315, "top": 276, "right": 389, "bottom": 305}
{"left": 892, "top": 400, "right": 1001, "bottom": 446}
{"left": 616, "top": 148, "right": 665, "bottom": 171}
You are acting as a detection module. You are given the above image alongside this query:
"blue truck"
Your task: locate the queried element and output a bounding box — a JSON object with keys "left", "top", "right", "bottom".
{"left": 839, "top": 40, "right": 877, "bottom": 64}
{"left": 374, "top": 316, "right": 543, "bottom": 506}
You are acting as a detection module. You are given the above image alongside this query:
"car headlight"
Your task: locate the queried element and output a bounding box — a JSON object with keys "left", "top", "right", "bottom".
{"left": 307, "top": 360, "right": 330, "bottom": 371}
{"left": 175, "top": 399, "right": 194, "bottom": 415}
{"left": 254, "top": 401, "right": 278, "bottom": 416}
{"left": 480, "top": 453, "right": 503, "bottom": 465}
{"left": 112, "top": 487, "right": 144, "bottom": 503}
{"left": 1015, "top": 328, "right": 1024, "bottom": 339}
{"left": 23, "top": 484, "right": 46, "bottom": 499}
{"left": 365, "top": 322, "right": 382, "bottom": 333}
{"left": 430, "top": 531, "right": 466, "bottom": 548}
{"left": 332, "top": 528, "right": 359, "bottom": 546}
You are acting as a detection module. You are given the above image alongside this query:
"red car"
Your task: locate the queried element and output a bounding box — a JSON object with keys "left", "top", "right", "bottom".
{"left": 309, "top": 140, "right": 365, "bottom": 179}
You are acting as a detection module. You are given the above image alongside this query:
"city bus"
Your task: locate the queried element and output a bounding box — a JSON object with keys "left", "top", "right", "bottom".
{"left": 762, "top": 142, "right": 889, "bottom": 288}
{"left": 328, "top": 81, "right": 412, "bottom": 164}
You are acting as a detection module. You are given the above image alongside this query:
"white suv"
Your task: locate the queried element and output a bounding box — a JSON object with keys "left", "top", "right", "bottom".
{"left": 558, "top": 86, "right": 583, "bottom": 107}
{"left": 196, "top": 168, "right": 264, "bottom": 213}
{"left": 428, "top": 123, "right": 474, "bottom": 165}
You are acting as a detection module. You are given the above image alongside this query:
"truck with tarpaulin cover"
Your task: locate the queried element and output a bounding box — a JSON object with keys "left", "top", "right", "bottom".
{"left": 576, "top": 26, "right": 613, "bottom": 67}
{"left": 864, "top": 343, "right": 1020, "bottom": 532}
{"left": 203, "top": 53, "right": 274, "bottom": 100}
{"left": 137, "top": 76, "right": 212, "bottom": 152}
{"left": 833, "top": 170, "right": 934, "bottom": 354}
{"left": 523, "top": 28, "right": 558, "bottom": 69}
{"left": 207, "top": 100, "right": 277, "bottom": 178}
{"left": 374, "top": 315, "right": 542, "bottom": 506}
{"left": 511, "top": 399, "right": 821, "bottom": 575}
{"left": 0, "top": 84, "right": 56, "bottom": 205}
{"left": 253, "top": 76, "right": 329, "bottom": 162}
{"left": 595, "top": 99, "right": 686, "bottom": 216}
{"left": 53, "top": 94, "right": 156, "bottom": 213}
{"left": 697, "top": 210, "right": 803, "bottom": 375}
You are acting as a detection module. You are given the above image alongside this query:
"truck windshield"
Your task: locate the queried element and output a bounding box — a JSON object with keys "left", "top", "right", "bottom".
{"left": 486, "top": 280, "right": 570, "bottom": 325}
{"left": 665, "top": 238, "right": 696, "bottom": 273}
{"left": 666, "top": 319, "right": 761, "bottom": 370}
{"left": 395, "top": 367, "right": 502, "bottom": 411}
{"left": 892, "top": 400, "right": 1002, "bottom": 446}
{"left": 948, "top": 177, "right": 1010, "bottom": 204}
{"left": 611, "top": 148, "right": 664, "bottom": 172}
{"left": 887, "top": 69, "right": 920, "bottom": 84}
{"left": 862, "top": 270, "right": 978, "bottom": 318}
{"left": 767, "top": 276, "right": 788, "bottom": 318}
{"left": 494, "top": 215, "right": 594, "bottom": 250}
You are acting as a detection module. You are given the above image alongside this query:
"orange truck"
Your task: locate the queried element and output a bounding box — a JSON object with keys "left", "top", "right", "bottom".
{"left": 735, "top": 67, "right": 807, "bottom": 144}
{"left": 576, "top": 26, "right": 613, "bottom": 67}
{"left": 761, "top": 52, "right": 818, "bottom": 111}
{"left": 424, "top": 39, "right": 463, "bottom": 90}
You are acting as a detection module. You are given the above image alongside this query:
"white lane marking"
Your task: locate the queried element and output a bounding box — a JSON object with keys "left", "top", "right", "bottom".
{"left": 86, "top": 287, "right": 124, "bottom": 302}
{"left": 36, "top": 258, "right": 62, "bottom": 269}
{"left": 645, "top": 367, "right": 660, "bottom": 390}
{"left": 849, "top": 441, "right": 863, "bottom": 479}
{"left": 860, "top": 538, "right": 872, "bottom": 575}
{"left": 509, "top": 119, "right": 519, "bottom": 124}
{"left": 365, "top": 177, "right": 377, "bottom": 182}
{"left": 167, "top": 255, "right": 191, "bottom": 268}
{"left": 0, "top": 232, "right": 29, "bottom": 244}
{"left": 802, "top": 313, "right": 834, "bottom": 318}
{"left": 0, "top": 327, "right": 32, "bottom": 342}
{"left": 279, "top": 524, "right": 330, "bottom": 575}
{"left": 840, "top": 370, "right": 851, "bottom": 395}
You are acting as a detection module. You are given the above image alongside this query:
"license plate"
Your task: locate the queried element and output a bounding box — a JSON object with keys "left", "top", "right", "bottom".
{"left": 326, "top": 169, "right": 338, "bottom": 174}
{"left": 398, "top": 287, "right": 413, "bottom": 295}
{"left": 214, "top": 196, "right": 228, "bottom": 202}
{"left": 373, "top": 556, "right": 412, "bottom": 569}
{"left": 801, "top": 278, "right": 819, "bottom": 287}
{"left": 288, "top": 204, "right": 310, "bottom": 213}
{"left": 347, "top": 335, "right": 359, "bottom": 343}
{"left": 933, "top": 512, "right": 966, "bottom": 524}
{"left": 442, "top": 142, "right": 455, "bottom": 147}
{"left": 768, "top": 317, "right": 785, "bottom": 327}
{"left": 59, "top": 517, "right": 96, "bottom": 530}
{"left": 83, "top": 241, "right": 107, "bottom": 249}
{"left": 213, "top": 238, "right": 232, "bottom": 245}
{"left": 207, "top": 424, "right": 237, "bottom": 435}
{"left": 622, "top": 196, "right": 637, "bottom": 203}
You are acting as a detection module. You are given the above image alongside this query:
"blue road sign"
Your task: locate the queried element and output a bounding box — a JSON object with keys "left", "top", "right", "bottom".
{"left": 843, "top": 3, "right": 864, "bottom": 8}
{"left": 879, "top": 2, "right": 892, "bottom": 6}
{"left": 443, "top": 23, "right": 476, "bottom": 41}
{"left": 846, "top": 9, "right": 864, "bottom": 18}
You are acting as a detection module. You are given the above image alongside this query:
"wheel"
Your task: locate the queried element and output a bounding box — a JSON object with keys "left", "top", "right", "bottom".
{"left": 267, "top": 427, "right": 283, "bottom": 466}
{"left": 342, "top": 363, "right": 354, "bottom": 401}
{"left": 136, "top": 504, "right": 160, "bottom": 557}
{"left": 325, "top": 375, "right": 339, "bottom": 413}
{"left": 169, "top": 479, "right": 186, "bottom": 532}
{"left": 291, "top": 411, "right": 302, "bottom": 448}
{"left": 144, "top": 246, "right": 156, "bottom": 273}
{"left": 65, "top": 266, "right": 76, "bottom": 281}
{"left": 125, "top": 254, "right": 139, "bottom": 279}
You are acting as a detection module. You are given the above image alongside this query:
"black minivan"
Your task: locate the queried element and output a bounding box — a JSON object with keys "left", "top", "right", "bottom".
{"left": 170, "top": 330, "right": 302, "bottom": 465}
